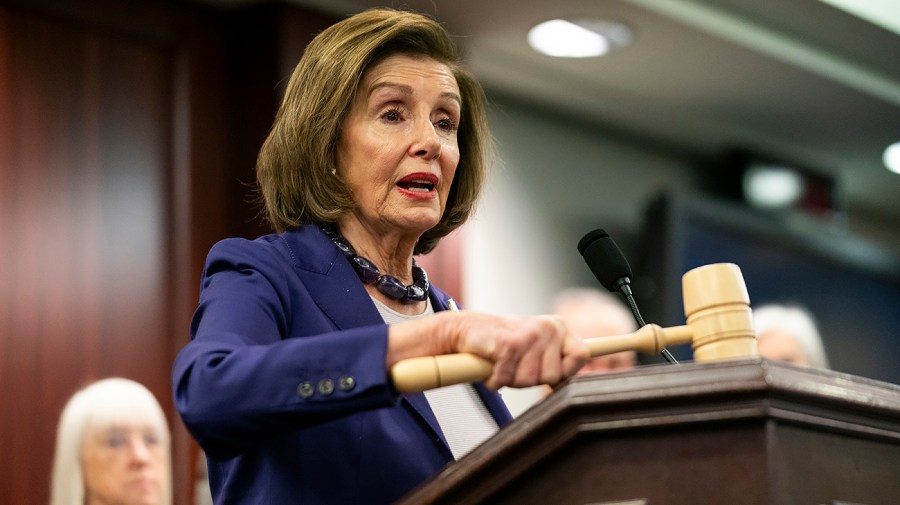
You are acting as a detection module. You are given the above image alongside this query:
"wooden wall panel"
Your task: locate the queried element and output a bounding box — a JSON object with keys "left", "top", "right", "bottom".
{"left": 0, "top": 2, "right": 227, "bottom": 503}
{"left": 0, "top": 6, "right": 175, "bottom": 504}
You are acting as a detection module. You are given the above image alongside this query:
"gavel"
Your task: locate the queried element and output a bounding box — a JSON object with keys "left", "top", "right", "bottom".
{"left": 391, "top": 263, "right": 758, "bottom": 393}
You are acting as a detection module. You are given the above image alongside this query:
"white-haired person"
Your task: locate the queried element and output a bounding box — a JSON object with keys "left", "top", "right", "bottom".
{"left": 50, "top": 377, "right": 172, "bottom": 505}
{"left": 553, "top": 287, "right": 639, "bottom": 374}
{"left": 753, "top": 304, "right": 830, "bottom": 369}
{"left": 503, "top": 287, "right": 639, "bottom": 415}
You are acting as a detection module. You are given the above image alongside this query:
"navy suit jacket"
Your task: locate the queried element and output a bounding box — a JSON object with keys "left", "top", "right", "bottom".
{"left": 172, "top": 225, "right": 512, "bottom": 504}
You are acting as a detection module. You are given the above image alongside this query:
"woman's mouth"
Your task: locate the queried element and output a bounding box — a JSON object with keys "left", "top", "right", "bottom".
{"left": 396, "top": 173, "right": 438, "bottom": 194}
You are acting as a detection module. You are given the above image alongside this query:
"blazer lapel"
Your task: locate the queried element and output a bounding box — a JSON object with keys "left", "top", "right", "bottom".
{"left": 280, "top": 226, "right": 383, "bottom": 330}
{"left": 474, "top": 383, "right": 514, "bottom": 427}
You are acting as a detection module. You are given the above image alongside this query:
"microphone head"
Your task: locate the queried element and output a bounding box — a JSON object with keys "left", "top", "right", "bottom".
{"left": 577, "top": 228, "right": 633, "bottom": 292}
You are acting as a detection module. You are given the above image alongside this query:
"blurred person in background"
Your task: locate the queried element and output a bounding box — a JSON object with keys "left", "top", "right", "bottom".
{"left": 553, "top": 287, "right": 638, "bottom": 374}
{"left": 503, "top": 287, "right": 639, "bottom": 416}
{"left": 50, "top": 377, "right": 172, "bottom": 505}
{"left": 753, "top": 303, "right": 829, "bottom": 368}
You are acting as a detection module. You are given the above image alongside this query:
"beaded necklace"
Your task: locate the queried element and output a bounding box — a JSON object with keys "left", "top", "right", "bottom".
{"left": 323, "top": 227, "right": 429, "bottom": 303}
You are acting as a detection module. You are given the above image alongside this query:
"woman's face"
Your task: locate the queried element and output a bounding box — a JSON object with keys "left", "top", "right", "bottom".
{"left": 337, "top": 53, "right": 461, "bottom": 238}
{"left": 757, "top": 328, "right": 810, "bottom": 366}
{"left": 81, "top": 422, "right": 167, "bottom": 505}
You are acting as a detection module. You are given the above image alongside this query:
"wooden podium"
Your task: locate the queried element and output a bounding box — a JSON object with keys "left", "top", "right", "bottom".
{"left": 396, "top": 358, "right": 900, "bottom": 505}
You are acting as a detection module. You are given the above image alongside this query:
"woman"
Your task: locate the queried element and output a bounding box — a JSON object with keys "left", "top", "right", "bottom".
{"left": 554, "top": 288, "right": 638, "bottom": 374}
{"left": 50, "top": 378, "right": 172, "bottom": 505}
{"left": 172, "top": 8, "right": 588, "bottom": 504}
{"left": 753, "top": 304, "right": 830, "bottom": 368}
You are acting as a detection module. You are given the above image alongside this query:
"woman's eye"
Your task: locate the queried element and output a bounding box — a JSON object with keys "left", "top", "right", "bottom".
{"left": 436, "top": 118, "right": 458, "bottom": 133}
{"left": 106, "top": 434, "right": 127, "bottom": 448}
{"left": 144, "top": 432, "right": 160, "bottom": 446}
{"left": 382, "top": 108, "right": 402, "bottom": 122}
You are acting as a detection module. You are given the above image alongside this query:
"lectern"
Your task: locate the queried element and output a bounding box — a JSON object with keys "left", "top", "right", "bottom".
{"left": 396, "top": 358, "right": 900, "bottom": 505}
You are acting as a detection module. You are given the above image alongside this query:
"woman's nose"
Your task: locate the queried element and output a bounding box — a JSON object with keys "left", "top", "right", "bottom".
{"left": 411, "top": 120, "right": 442, "bottom": 160}
{"left": 129, "top": 439, "right": 152, "bottom": 464}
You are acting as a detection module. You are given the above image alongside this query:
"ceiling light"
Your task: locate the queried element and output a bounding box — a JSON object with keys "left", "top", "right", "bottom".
{"left": 528, "top": 19, "right": 632, "bottom": 58}
{"left": 742, "top": 164, "right": 803, "bottom": 209}
{"left": 884, "top": 142, "right": 900, "bottom": 174}
{"left": 819, "top": 0, "right": 900, "bottom": 37}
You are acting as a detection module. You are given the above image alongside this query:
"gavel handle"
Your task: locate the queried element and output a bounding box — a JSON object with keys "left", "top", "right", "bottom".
{"left": 390, "top": 324, "right": 693, "bottom": 393}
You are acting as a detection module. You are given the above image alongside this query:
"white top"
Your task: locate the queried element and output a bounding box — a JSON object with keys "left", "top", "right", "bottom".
{"left": 373, "top": 296, "right": 499, "bottom": 460}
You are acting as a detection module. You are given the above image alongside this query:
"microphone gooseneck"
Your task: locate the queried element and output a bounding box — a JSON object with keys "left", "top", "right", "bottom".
{"left": 578, "top": 228, "right": 679, "bottom": 365}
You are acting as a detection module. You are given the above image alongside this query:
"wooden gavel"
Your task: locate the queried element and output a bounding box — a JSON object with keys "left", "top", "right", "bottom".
{"left": 391, "top": 263, "right": 759, "bottom": 393}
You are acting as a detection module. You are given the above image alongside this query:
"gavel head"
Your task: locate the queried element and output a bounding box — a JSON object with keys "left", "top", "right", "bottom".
{"left": 682, "top": 263, "right": 758, "bottom": 362}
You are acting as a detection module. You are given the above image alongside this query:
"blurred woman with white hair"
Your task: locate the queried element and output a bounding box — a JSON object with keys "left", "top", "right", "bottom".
{"left": 50, "top": 377, "right": 172, "bottom": 505}
{"left": 753, "top": 304, "right": 830, "bottom": 369}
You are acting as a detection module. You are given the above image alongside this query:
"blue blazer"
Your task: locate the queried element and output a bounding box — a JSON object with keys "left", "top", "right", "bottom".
{"left": 172, "top": 225, "right": 512, "bottom": 504}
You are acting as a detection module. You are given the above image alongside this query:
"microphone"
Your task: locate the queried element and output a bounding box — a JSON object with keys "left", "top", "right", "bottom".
{"left": 577, "top": 229, "right": 635, "bottom": 296}
{"left": 577, "top": 229, "right": 679, "bottom": 364}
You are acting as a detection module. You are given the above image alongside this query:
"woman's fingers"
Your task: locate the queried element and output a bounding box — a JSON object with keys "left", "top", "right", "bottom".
{"left": 456, "top": 313, "right": 588, "bottom": 390}
{"left": 485, "top": 351, "right": 516, "bottom": 390}
{"left": 561, "top": 331, "right": 591, "bottom": 377}
{"left": 538, "top": 337, "right": 563, "bottom": 386}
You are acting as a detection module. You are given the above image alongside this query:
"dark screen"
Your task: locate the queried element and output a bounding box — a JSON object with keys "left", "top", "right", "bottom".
{"left": 638, "top": 193, "right": 900, "bottom": 385}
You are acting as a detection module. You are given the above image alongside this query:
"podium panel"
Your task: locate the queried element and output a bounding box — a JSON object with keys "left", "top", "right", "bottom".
{"left": 396, "top": 359, "right": 900, "bottom": 505}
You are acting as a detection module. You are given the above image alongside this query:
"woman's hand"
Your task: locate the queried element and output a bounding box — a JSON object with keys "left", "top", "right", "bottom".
{"left": 447, "top": 312, "right": 589, "bottom": 390}
{"left": 388, "top": 311, "right": 590, "bottom": 390}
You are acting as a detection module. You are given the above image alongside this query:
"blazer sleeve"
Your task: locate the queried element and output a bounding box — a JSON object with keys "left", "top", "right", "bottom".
{"left": 172, "top": 237, "right": 398, "bottom": 456}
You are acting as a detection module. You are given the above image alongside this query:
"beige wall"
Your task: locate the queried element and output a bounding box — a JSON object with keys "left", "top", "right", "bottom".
{"left": 464, "top": 95, "right": 697, "bottom": 318}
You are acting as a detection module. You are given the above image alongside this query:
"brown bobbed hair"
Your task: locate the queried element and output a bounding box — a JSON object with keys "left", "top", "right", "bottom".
{"left": 256, "top": 8, "right": 491, "bottom": 255}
